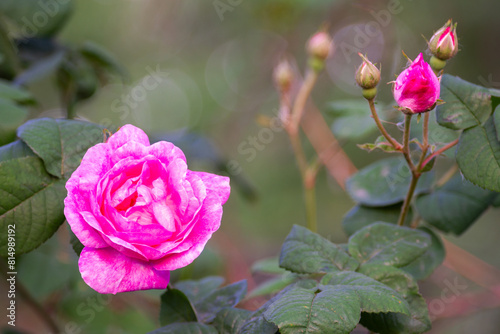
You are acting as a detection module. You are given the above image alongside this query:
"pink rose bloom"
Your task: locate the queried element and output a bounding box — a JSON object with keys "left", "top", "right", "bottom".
{"left": 393, "top": 53, "right": 440, "bottom": 113}
{"left": 64, "top": 125, "right": 230, "bottom": 294}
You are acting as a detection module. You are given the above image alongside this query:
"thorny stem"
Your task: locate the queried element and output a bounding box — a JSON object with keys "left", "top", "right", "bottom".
{"left": 422, "top": 139, "right": 459, "bottom": 168}
{"left": 367, "top": 99, "right": 402, "bottom": 150}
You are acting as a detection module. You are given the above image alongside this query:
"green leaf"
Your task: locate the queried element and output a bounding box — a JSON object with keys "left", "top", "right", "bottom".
{"left": 279, "top": 225, "right": 359, "bottom": 274}
{"left": 247, "top": 273, "right": 298, "bottom": 298}
{"left": 175, "top": 276, "right": 225, "bottom": 304}
{"left": 251, "top": 256, "right": 287, "bottom": 274}
{"left": 194, "top": 280, "right": 247, "bottom": 323}
{"left": 0, "top": 140, "right": 35, "bottom": 162}
{"left": 0, "top": 0, "right": 74, "bottom": 37}
{"left": 80, "top": 41, "right": 128, "bottom": 80}
{"left": 358, "top": 265, "right": 430, "bottom": 333}
{"left": 69, "top": 229, "right": 84, "bottom": 256}
{"left": 159, "top": 288, "right": 197, "bottom": 326}
{"left": 327, "top": 100, "right": 387, "bottom": 140}
{"left": 239, "top": 288, "right": 281, "bottom": 334}
{"left": 0, "top": 97, "right": 29, "bottom": 128}
{"left": 213, "top": 308, "right": 251, "bottom": 334}
{"left": 264, "top": 271, "right": 408, "bottom": 334}
{"left": 263, "top": 282, "right": 360, "bottom": 334}
{"left": 147, "top": 323, "right": 217, "bottom": 334}
{"left": 358, "top": 135, "right": 399, "bottom": 153}
{"left": 492, "top": 194, "right": 500, "bottom": 207}
{"left": 436, "top": 74, "right": 492, "bottom": 130}
{"left": 320, "top": 271, "right": 409, "bottom": 314}
{"left": 416, "top": 174, "right": 497, "bottom": 235}
{"left": 0, "top": 156, "right": 66, "bottom": 256}
{"left": 494, "top": 105, "right": 500, "bottom": 142}
{"left": 14, "top": 51, "right": 66, "bottom": 86}
{"left": 17, "top": 117, "right": 107, "bottom": 178}
{"left": 401, "top": 227, "right": 445, "bottom": 280}
{"left": 456, "top": 117, "right": 500, "bottom": 192}
{"left": 348, "top": 222, "right": 431, "bottom": 267}
{"left": 346, "top": 157, "right": 434, "bottom": 207}
{"left": 342, "top": 204, "right": 412, "bottom": 237}
{"left": 0, "top": 79, "right": 34, "bottom": 103}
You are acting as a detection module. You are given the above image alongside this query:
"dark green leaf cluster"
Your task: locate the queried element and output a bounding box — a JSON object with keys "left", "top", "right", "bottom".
{"left": 156, "top": 223, "right": 434, "bottom": 333}
{"left": 0, "top": 118, "right": 107, "bottom": 256}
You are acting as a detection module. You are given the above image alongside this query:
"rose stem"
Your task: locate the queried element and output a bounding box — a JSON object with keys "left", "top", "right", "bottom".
{"left": 0, "top": 259, "right": 61, "bottom": 333}
{"left": 283, "top": 68, "right": 321, "bottom": 233}
{"left": 398, "top": 114, "right": 419, "bottom": 226}
{"left": 367, "top": 98, "right": 402, "bottom": 150}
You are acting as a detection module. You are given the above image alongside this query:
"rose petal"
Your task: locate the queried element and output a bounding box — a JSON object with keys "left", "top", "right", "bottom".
{"left": 153, "top": 194, "right": 223, "bottom": 270}
{"left": 79, "top": 247, "right": 170, "bottom": 294}
{"left": 64, "top": 194, "right": 108, "bottom": 248}
{"left": 107, "top": 124, "right": 150, "bottom": 151}
{"left": 196, "top": 172, "right": 230, "bottom": 204}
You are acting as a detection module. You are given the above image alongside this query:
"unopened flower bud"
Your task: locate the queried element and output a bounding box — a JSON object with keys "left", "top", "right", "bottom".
{"left": 356, "top": 53, "right": 381, "bottom": 90}
{"left": 273, "top": 60, "right": 294, "bottom": 93}
{"left": 428, "top": 20, "right": 458, "bottom": 61}
{"left": 393, "top": 53, "right": 440, "bottom": 114}
{"left": 307, "top": 31, "right": 333, "bottom": 61}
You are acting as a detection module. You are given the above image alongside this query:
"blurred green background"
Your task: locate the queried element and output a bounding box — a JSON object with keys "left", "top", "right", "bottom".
{"left": 1, "top": 0, "right": 500, "bottom": 333}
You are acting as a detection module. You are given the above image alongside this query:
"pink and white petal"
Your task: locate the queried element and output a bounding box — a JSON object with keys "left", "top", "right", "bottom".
{"left": 148, "top": 141, "right": 186, "bottom": 165}
{"left": 110, "top": 141, "right": 149, "bottom": 165}
{"left": 153, "top": 195, "right": 223, "bottom": 271}
{"left": 107, "top": 124, "right": 150, "bottom": 151}
{"left": 79, "top": 247, "right": 170, "bottom": 294}
{"left": 152, "top": 237, "right": 210, "bottom": 271}
{"left": 195, "top": 172, "right": 230, "bottom": 204}
{"left": 69, "top": 143, "right": 112, "bottom": 195}
{"left": 64, "top": 197, "right": 108, "bottom": 248}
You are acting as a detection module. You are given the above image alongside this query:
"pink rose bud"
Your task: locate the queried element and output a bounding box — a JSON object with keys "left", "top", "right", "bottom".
{"left": 273, "top": 59, "right": 294, "bottom": 93}
{"left": 356, "top": 53, "right": 381, "bottom": 90}
{"left": 393, "top": 53, "right": 440, "bottom": 113}
{"left": 64, "top": 125, "right": 230, "bottom": 294}
{"left": 428, "top": 20, "right": 458, "bottom": 61}
{"left": 307, "top": 31, "right": 333, "bottom": 60}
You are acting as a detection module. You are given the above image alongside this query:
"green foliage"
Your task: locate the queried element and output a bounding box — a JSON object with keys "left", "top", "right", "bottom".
{"left": 279, "top": 224, "right": 359, "bottom": 274}
{"left": 342, "top": 204, "right": 412, "bottom": 236}
{"left": 401, "top": 227, "right": 445, "bottom": 281}
{"left": 193, "top": 280, "right": 247, "bottom": 323}
{"left": 327, "top": 100, "right": 387, "bottom": 140}
{"left": 346, "top": 157, "right": 434, "bottom": 206}
{"left": 0, "top": 118, "right": 107, "bottom": 256}
{"left": 348, "top": 222, "right": 431, "bottom": 267}
{"left": 0, "top": 156, "right": 66, "bottom": 256}
{"left": 18, "top": 118, "right": 106, "bottom": 178}
{"left": 213, "top": 308, "right": 252, "bottom": 334}
{"left": 0, "top": 0, "right": 74, "bottom": 37}
{"left": 0, "top": 80, "right": 34, "bottom": 145}
{"left": 416, "top": 174, "right": 497, "bottom": 234}
{"left": 175, "top": 276, "right": 226, "bottom": 303}
{"left": 148, "top": 323, "right": 218, "bottom": 334}
{"left": 358, "top": 265, "right": 431, "bottom": 333}
{"left": 160, "top": 288, "right": 198, "bottom": 326}
{"left": 456, "top": 117, "right": 500, "bottom": 192}
{"left": 436, "top": 74, "right": 493, "bottom": 130}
